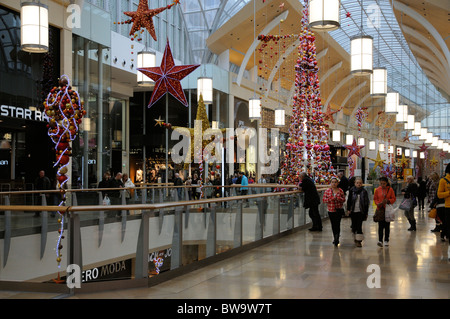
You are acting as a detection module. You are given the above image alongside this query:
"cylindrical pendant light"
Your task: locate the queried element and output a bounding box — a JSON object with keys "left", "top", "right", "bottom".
{"left": 369, "top": 140, "right": 376, "bottom": 150}
{"left": 379, "top": 143, "right": 385, "bottom": 152}
{"left": 395, "top": 104, "right": 408, "bottom": 123}
{"left": 388, "top": 145, "right": 394, "bottom": 154}
{"left": 358, "top": 137, "right": 365, "bottom": 146}
{"left": 332, "top": 130, "right": 341, "bottom": 142}
{"left": 432, "top": 136, "right": 439, "bottom": 147}
{"left": 406, "top": 115, "right": 415, "bottom": 130}
{"left": 197, "top": 77, "right": 213, "bottom": 104}
{"left": 444, "top": 143, "right": 450, "bottom": 152}
{"left": 274, "top": 108, "right": 285, "bottom": 126}
{"left": 438, "top": 140, "right": 444, "bottom": 149}
{"left": 425, "top": 132, "right": 433, "bottom": 145}
{"left": 21, "top": 0, "right": 49, "bottom": 53}
{"left": 420, "top": 152, "right": 425, "bottom": 159}
{"left": 308, "top": 0, "right": 340, "bottom": 32}
{"left": 385, "top": 92, "right": 399, "bottom": 114}
{"left": 419, "top": 128, "right": 428, "bottom": 140}
{"left": 346, "top": 134, "right": 354, "bottom": 145}
{"left": 249, "top": 98, "right": 261, "bottom": 120}
{"left": 370, "top": 67, "right": 387, "bottom": 96}
{"left": 405, "top": 149, "right": 410, "bottom": 157}
{"left": 413, "top": 150, "right": 417, "bottom": 158}
{"left": 350, "top": 35, "right": 373, "bottom": 76}
{"left": 412, "top": 122, "right": 421, "bottom": 136}
{"left": 137, "top": 51, "right": 156, "bottom": 86}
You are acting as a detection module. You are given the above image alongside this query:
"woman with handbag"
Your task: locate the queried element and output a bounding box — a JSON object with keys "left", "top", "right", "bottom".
{"left": 401, "top": 176, "right": 418, "bottom": 231}
{"left": 323, "top": 177, "right": 346, "bottom": 246}
{"left": 347, "top": 177, "right": 369, "bottom": 247}
{"left": 437, "top": 163, "right": 450, "bottom": 254}
{"left": 427, "top": 173, "right": 441, "bottom": 233}
{"left": 374, "top": 177, "right": 396, "bottom": 247}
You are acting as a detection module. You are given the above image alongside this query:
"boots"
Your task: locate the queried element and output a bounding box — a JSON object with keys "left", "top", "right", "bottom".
{"left": 333, "top": 234, "right": 340, "bottom": 246}
{"left": 355, "top": 234, "right": 364, "bottom": 247}
{"left": 407, "top": 219, "right": 416, "bottom": 231}
{"left": 431, "top": 224, "right": 441, "bottom": 233}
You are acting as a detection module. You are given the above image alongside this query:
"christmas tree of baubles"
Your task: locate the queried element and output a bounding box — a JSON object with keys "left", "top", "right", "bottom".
{"left": 280, "top": 0, "right": 333, "bottom": 186}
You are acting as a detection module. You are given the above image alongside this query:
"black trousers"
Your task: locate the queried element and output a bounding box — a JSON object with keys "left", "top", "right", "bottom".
{"left": 441, "top": 207, "right": 450, "bottom": 243}
{"left": 328, "top": 211, "right": 342, "bottom": 237}
{"left": 350, "top": 211, "right": 364, "bottom": 234}
{"left": 309, "top": 205, "right": 322, "bottom": 230}
{"left": 378, "top": 220, "right": 390, "bottom": 242}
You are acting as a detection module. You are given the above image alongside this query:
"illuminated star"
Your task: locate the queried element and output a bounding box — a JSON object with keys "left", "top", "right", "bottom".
{"left": 370, "top": 151, "right": 385, "bottom": 170}
{"left": 419, "top": 143, "right": 429, "bottom": 152}
{"left": 154, "top": 116, "right": 164, "bottom": 126}
{"left": 430, "top": 156, "right": 438, "bottom": 166}
{"left": 124, "top": 0, "right": 178, "bottom": 41}
{"left": 138, "top": 39, "right": 200, "bottom": 108}
{"left": 344, "top": 138, "right": 364, "bottom": 158}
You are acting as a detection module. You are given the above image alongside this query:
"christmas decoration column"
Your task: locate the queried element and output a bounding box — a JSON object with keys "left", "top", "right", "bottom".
{"left": 280, "top": 0, "right": 332, "bottom": 185}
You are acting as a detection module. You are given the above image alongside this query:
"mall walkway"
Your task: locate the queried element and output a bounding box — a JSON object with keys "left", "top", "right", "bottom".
{"left": 68, "top": 206, "right": 449, "bottom": 299}
{"left": 1, "top": 204, "right": 449, "bottom": 299}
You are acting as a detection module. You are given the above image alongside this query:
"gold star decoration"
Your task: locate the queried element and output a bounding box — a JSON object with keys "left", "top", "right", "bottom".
{"left": 429, "top": 156, "right": 438, "bottom": 167}
{"left": 399, "top": 154, "right": 410, "bottom": 166}
{"left": 370, "top": 151, "right": 385, "bottom": 170}
{"left": 154, "top": 116, "right": 164, "bottom": 126}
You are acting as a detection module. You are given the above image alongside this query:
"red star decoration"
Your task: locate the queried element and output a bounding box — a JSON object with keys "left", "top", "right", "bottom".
{"left": 402, "top": 134, "right": 410, "bottom": 142}
{"left": 346, "top": 12, "right": 351, "bottom": 18}
{"left": 344, "top": 138, "right": 364, "bottom": 158}
{"left": 323, "top": 105, "right": 342, "bottom": 124}
{"left": 419, "top": 143, "right": 429, "bottom": 152}
{"left": 124, "top": 0, "right": 178, "bottom": 41}
{"left": 439, "top": 151, "right": 447, "bottom": 158}
{"left": 137, "top": 39, "right": 200, "bottom": 108}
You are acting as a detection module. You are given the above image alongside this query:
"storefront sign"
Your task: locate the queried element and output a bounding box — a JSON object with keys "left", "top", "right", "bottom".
{"left": 81, "top": 259, "right": 132, "bottom": 283}
{"left": 0, "top": 105, "right": 47, "bottom": 122}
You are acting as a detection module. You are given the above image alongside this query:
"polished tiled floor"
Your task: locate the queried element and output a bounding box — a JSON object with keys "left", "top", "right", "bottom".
{"left": 2, "top": 205, "right": 450, "bottom": 299}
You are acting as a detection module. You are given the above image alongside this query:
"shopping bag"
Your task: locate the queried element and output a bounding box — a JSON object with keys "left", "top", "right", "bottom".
{"left": 399, "top": 198, "right": 412, "bottom": 211}
{"left": 385, "top": 204, "right": 395, "bottom": 222}
{"left": 103, "top": 195, "right": 111, "bottom": 206}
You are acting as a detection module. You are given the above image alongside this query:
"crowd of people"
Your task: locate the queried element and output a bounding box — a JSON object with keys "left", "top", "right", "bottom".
{"left": 299, "top": 165, "right": 450, "bottom": 253}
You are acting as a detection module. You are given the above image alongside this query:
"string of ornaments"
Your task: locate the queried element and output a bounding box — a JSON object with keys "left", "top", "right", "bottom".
{"left": 43, "top": 75, "right": 86, "bottom": 273}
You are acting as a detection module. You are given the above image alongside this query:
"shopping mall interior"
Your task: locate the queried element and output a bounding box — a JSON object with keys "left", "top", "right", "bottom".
{"left": 0, "top": 0, "right": 449, "bottom": 303}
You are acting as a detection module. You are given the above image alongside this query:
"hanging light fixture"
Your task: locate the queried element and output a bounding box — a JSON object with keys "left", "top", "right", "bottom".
{"left": 249, "top": 98, "right": 261, "bottom": 120}
{"left": 197, "top": 77, "right": 213, "bottom": 104}
{"left": 405, "top": 149, "right": 410, "bottom": 157}
{"left": 425, "top": 132, "right": 433, "bottom": 145}
{"left": 308, "top": 0, "right": 340, "bottom": 32}
{"left": 385, "top": 92, "right": 399, "bottom": 114}
{"left": 369, "top": 140, "right": 376, "bottom": 150}
{"left": 388, "top": 145, "right": 394, "bottom": 154}
{"left": 370, "top": 67, "right": 387, "bottom": 96}
{"left": 332, "top": 130, "right": 341, "bottom": 142}
{"left": 358, "top": 137, "right": 365, "bottom": 146}
{"left": 413, "top": 150, "right": 417, "bottom": 158}
{"left": 20, "top": 0, "right": 49, "bottom": 53}
{"left": 432, "top": 136, "right": 439, "bottom": 148}
{"left": 406, "top": 115, "right": 415, "bottom": 130}
{"left": 412, "top": 122, "right": 421, "bottom": 136}
{"left": 438, "top": 140, "right": 444, "bottom": 149}
{"left": 444, "top": 143, "right": 450, "bottom": 152}
{"left": 137, "top": 51, "right": 156, "bottom": 86}
{"left": 346, "top": 134, "right": 354, "bottom": 145}
{"left": 419, "top": 128, "right": 428, "bottom": 140}
{"left": 350, "top": 35, "right": 373, "bottom": 76}
{"left": 379, "top": 143, "right": 385, "bottom": 152}
{"left": 274, "top": 107, "right": 285, "bottom": 126}
{"left": 420, "top": 152, "right": 425, "bottom": 159}
{"left": 395, "top": 104, "right": 408, "bottom": 123}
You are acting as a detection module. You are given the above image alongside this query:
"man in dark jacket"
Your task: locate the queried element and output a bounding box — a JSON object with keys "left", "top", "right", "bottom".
{"left": 299, "top": 172, "right": 322, "bottom": 231}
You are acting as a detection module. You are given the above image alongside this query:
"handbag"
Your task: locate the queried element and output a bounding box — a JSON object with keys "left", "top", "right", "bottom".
{"left": 373, "top": 207, "right": 385, "bottom": 222}
{"left": 385, "top": 204, "right": 395, "bottom": 222}
{"left": 399, "top": 198, "right": 412, "bottom": 211}
{"left": 428, "top": 208, "right": 437, "bottom": 219}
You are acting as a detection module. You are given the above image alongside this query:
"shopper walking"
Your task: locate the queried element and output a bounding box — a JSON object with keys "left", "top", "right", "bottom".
{"left": 401, "top": 175, "right": 418, "bottom": 231}
{"left": 346, "top": 177, "right": 369, "bottom": 247}
{"left": 437, "top": 163, "right": 450, "bottom": 255}
{"left": 299, "top": 172, "right": 322, "bottom": 231}
{"left": 417, "top": 177, "right": 427, "bottom": 211}
{"left": 374, "top": 177, "right": 396, "bottom": 247}
{"left": 323, "top": 177, "right": 346, "bottom": 246}
{"left": 427, "top": 172, "right": 441, "bottom": 233}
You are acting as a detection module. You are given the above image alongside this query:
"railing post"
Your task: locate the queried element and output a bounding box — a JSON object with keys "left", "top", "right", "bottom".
{"left": 68, "top": 210, "right": 82, "bottom": 275}
{"left": 40, "top": 194, "right": 48, "bottom": 260}
{"left": 233, "top": 200, "right": 243, "bottom": 248}
{"left": 135, "top": 210, "right": 149, "bottom": 279}
{"left": 120, "top": 190, "right": 127, "bottom": 242}
{"left": 206, "top": 203, "right": 216, "bottom": 258}
{"left": 170, "top": 205, "right": 183, "bottom": 270}
{"left": 97, "top": 191, "right": 104, "bottom": 247}
{"left": 2, "top": 195, "right": 11, "bottom": 267}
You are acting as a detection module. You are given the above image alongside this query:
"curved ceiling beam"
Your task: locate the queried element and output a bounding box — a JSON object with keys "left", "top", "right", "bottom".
{"left": 409, "top": 43, "right": 450, "bottom": 83}
{"left": 415, "top": 57, "right": 450, "bottom": 92}
{"left": 402, "top": 25, "right": 450, "bottom": 77}
{"left": 236, "top": 10, "right": 289, "bottom": 87}
{"left": 320, "top": 61, "right": 343, "bottom": 84}
{"left": 341, "top": 81, "right": 367, "bottom": 108}
{"left": 394, "top": 1, "right": 450, "bottom": 70}
{"left": 324, "top": 73, "right": 353, "bottom": 111}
